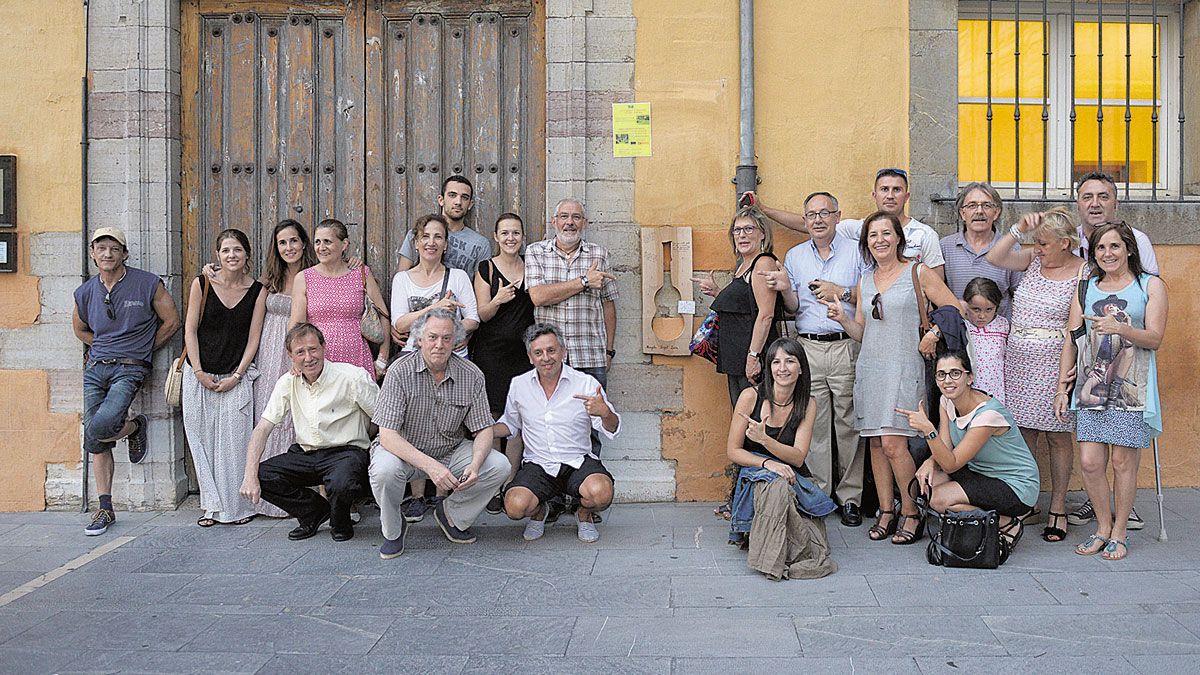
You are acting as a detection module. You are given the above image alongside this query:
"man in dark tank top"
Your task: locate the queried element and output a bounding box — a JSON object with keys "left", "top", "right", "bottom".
{"left": 72, "top": 227, "right": 180, "bottom": 536}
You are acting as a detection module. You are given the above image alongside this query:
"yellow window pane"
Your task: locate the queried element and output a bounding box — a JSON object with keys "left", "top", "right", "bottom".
{"left": 959, "top": 103, "right": 1047, "bottom": 183}
{"left": 958, "top": 19, "right": 1047, "bottom": 99}
{"left": 1074, "top": 22, "right": 1160, "bottom": 101}
{"left": 1073, "top": 105, "right": 1159, "bottom": 183}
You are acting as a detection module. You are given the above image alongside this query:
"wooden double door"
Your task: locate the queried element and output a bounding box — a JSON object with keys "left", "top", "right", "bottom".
{"left": 181, "top": 0, "right": 545, "bottom": 287}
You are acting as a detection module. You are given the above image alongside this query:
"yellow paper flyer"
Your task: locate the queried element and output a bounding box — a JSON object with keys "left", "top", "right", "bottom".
{"left": 612, "top": 102, "right": 651, "bottom": 157}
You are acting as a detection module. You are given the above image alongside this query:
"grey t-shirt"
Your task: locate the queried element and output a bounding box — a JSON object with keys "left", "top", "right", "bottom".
{"left": 399, "top": 225, "right": 492, "bottom": 278}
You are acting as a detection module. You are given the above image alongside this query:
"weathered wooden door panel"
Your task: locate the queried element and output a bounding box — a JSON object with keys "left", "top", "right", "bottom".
{"left": 366, "top": 1, "right": 543, "bottom": 285}
{"left": 183, "top": 1, "right": 365, "bottom": 281}
{"left": 184, "top": 0, "right": 544, "bottom": 292}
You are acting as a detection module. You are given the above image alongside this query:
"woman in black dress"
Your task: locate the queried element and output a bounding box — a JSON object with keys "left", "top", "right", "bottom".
{"left": 472, "top": 213, "right": 536, "bottom": 508}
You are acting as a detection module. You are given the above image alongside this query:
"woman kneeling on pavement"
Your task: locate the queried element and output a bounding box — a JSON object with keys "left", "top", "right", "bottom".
{"left": 726, "top": 337, "right": 838, "bottom": 580}
{"left": 897, "top": 350, "right": 1040, "bottom": 552}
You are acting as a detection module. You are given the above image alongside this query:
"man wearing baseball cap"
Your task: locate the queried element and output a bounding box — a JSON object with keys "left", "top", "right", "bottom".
{"left": 72, "top": 227, "right": 180, "bottom": 535}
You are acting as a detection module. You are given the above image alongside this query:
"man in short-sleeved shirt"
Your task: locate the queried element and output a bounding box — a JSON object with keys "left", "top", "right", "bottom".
{"left": 396, "top": 175, "right": 492, "bottom": 278}
{"left": 239, "top": 323, "right": 378, "bottom": 542}
{"left": 525, "top": 198, "right": 618, "bottom": 384}
{"left": 368, "top": 308, "right": 509, "bottom": 557}
{"left": 72, "top": 226, "right": 180, "bottom": 536}
{"left": 496, "top": 323, "right": 620, "bottom": 543}
{"left": 1073, "top": 171, "right": 1160, "bottom": 275}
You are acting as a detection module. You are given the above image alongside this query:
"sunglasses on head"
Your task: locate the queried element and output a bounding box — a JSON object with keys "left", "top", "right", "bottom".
{"left": 875, "top": 167, "right": 908, "bottom": 180}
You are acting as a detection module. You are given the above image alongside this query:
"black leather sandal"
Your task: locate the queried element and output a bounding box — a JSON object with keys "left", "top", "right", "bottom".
{"left": 868, "top": 510, "right": 897, "bottom": 541}
{"left": 891, "top": 513, "right": 925, "bottom": 545}
{"left": 1041, "top": 511, "right": 1067, "bottom": 542}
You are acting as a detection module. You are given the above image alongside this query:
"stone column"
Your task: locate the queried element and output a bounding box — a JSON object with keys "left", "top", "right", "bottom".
{"left": 545, "top": 0, "right": 677, "bottom": 501}
{"left": 908, "top": 0, "right": 959, "bottom": 232}
{"left": 48, "top": 0, "right": 187, "bottom": 509}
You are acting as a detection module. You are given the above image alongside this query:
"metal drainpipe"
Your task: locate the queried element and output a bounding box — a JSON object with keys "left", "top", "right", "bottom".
{"left": 734, "top": 0, "right": 758, "bottom": 201}
{"left": 80, "top": 0, "right": 92, "bottom": 512}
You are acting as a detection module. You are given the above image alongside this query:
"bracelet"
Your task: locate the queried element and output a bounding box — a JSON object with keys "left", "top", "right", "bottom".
{"left": 761, "top": 458, "right": 769, "bottom": 469}
{"left": 1054, "top": 392, "right": 1069, "bottom": 398}
{"left": 230, "top": 372, "right": 242, "bottom": 380}
{"left": 1009, "top": 223, "right": 1029, "bottom": 245}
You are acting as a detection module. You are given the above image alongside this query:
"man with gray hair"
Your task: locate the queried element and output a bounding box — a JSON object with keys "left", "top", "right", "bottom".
{"left": 496, "top": 323, "right": 620, "bottom": 543}
{"left": 368, "top": 308, "right": 509, "bottom": 558}
{"left": 526, "top": 198, "right": 618, "bottom": 387}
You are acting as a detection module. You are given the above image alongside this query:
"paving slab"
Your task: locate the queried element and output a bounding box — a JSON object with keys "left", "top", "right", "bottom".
{"left": 670, "top": 573, "right": 876, "bottom": 608}
{"left": 497, "top": 574, "right": 672, "bottom": 612}
{"left": 370, "top": 616, "right": 576, "bottom": 656}
{"left": 325, "top": 574, "right": 508, "bottom": 611}
{"left": 132, "top": 546, "right": 308, "bottom": 575}
{"left": 259, "top": 653, "right": 467, "bottom": 674}
{"left": 791, "top": 615, "right": 1009, "bottom": 657}
{"left": 567, "top": 616, "right": 802, "bottom": 658}
{"left": 591, "top": 549, "right": 723, "bottom": 576}
{"left": 4, "top": 571, "right": 199, "bottom": 611}
{"left": 462, "top": 655, "right": 669, "bottom": 674}
{"left": 64, "top": 649, "right": 273, "bottom": 674}
{"left": 2, "top": 609, "right": 222, "bottom": 652}
{"left": 672, "top": 656, "right": 922, "bottom": 674}
{"left": 866, "top": 571, "right": 1060, "bottom": 607}
{"left": 915, "top": 655, "right": 1132, "bottom": 674}
{"left": 435, "top": 548, "right": 598, "bottom": 577}
{"left": 180, "top": 612, "right": 391, "bottom": 655}
{"left": 1032, "top": 570, "right": 1200, "bottom": 605}
{"left": 984, "top": 613, "right": 1200, "bottom": 655}
{"left": 280, "top": 546, "right": 450, "bottom": 576}
{"left": 0, "top": 647, "right": 84, "bottom": 675}
{"left": 166, "top": 573, "right": 348, "bottom": 608}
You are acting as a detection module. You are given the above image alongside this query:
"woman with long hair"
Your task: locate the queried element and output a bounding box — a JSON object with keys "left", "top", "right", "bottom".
{"left": 726, "top": 337, "right": 837, "bottom": 579}
{"left": 986, "top": 207, "right": 1087, "bottom": 543}
{"left": 184, "top": 228, "right": 268, "bottom": 526}
{"left": 472, "top": 213, "right": 536, "bottom": 512}
{"left": 898, "top": 350, "right": 1040, "bottom": 555}
{"left": 826, "top": 211, "right": 961, "bottom": 545}
{"left": 289, "top": 219, "right": 390, "bottom": 380}
{"left": 1056, "top": 222, "right": 1166, "bottom": 561}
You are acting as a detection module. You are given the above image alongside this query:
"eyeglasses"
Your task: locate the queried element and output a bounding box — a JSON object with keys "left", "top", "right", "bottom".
{"left": 961, "top": 202, "right": 998, "bottom": 212}
{"left": 870, "top": 293, "right": 884, "bottom": 321}
{"left": 103, "top": 292, "right": 116, "bottom": 320}
{"left": 731, "top": 226, "right": 759, "bottom": 235}
{"left": 804, "top": 209, "right": 839, "bottom": 220}
{"left": 875, "top": 167, "right": 908, "bottom": 180}
{"left": 934, "top": 369, "right": 967, "bottom": 382}
{"left": 555, "top": 213, "right": 586, "bottom": 222}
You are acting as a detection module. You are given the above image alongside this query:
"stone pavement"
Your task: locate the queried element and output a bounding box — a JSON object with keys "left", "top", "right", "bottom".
{"left": 0, "top": 489, "right": 1198, "bottom": 673}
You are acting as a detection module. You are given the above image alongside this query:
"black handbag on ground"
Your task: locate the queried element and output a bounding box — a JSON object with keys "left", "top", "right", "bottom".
{"left": 912, "top": 480, "right": 1003, "bottom": 569}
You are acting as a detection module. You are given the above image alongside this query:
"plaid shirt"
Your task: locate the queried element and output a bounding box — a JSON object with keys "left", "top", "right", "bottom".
{"left": 524, "top": 239, "right": 618, "bottom": 369}
{"left": 371, "top": 352, "right": 494, "bottom": 461}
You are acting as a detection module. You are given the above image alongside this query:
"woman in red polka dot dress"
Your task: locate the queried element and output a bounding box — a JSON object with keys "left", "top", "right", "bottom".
{"left": 290, "top": 219, "right": 390, "bottom": 380}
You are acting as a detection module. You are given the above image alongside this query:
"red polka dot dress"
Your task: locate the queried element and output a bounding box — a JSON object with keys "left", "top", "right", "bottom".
{"left": 302, "top": 266, "right": 375, "bottom": 379}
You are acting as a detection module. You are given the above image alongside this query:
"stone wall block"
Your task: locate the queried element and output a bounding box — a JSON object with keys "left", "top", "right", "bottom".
{"left": 585, "top": 179, "right": 634, "bottom": 223}
{"left": 608, "top": 459, "right": 675, "bottom": 502}
{"left": 39, "top": 276, "right": 82, "bottom": 324}
{"left": 604, "top": 411, "right": 661, "bottom": 459}
{"left": 88, "top": 25, "right": 133, "bottom": 71}
{"left": 0, "top": 324, "right": 84, "bottom": 370}
{"left": 48, "top": 369, "right": 84, "bottom": 415}
{"left": 583, "top": 137, "right": 635, "bottom": 180}
{"left": 586, "top": 62, "right": 634, "bottom": 93}
{"left": 30, "top": 233, "right": 87, "bottom": 277}
{"left": 584, "top": 18, "right": 636, "bottom": 63}
{"left": 88, "top": 138, "right": 142, "bottom": 184}
{"left": 606, "top": 362, "right": 683, "bottom": 413}
{"left": 546, "top": 17, "right": 588, "bottom": 63}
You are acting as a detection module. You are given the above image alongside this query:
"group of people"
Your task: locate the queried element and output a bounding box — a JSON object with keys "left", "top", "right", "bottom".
{"left": 74, "top": 175, "right": 624, "bottom": 553}
{"left": 711, "top": 168, "right": 1165, "bottom": 569}
{"left": 73, "top": 166, "right": 1167, "bottom": 573}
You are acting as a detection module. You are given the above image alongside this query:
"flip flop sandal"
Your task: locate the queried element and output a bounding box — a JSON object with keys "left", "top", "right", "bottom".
{"left": 1074, "top": 533, "right": 1110, "bottom": 556}
{"left": 229, "top": 515, "right": 256, "bottom": 525}
{"left": 197, "top": 517, "right": 217, "bottom": 528}
{"left": 1101, "top": 537, "right": 1128, "bottom": 561}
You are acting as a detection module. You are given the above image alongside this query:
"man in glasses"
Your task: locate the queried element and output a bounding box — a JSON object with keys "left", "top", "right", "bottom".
{"left": 758, "top": 192, "right": 867, "bottom": 527}
{"left": 1072, "top": 171, "right": 1159, "bottom": 276}
{"left": 72, "top": 227, "right": 180, "bottom": 536}
{"left": 752, "top": 168, "right": 946, "bottom": 277}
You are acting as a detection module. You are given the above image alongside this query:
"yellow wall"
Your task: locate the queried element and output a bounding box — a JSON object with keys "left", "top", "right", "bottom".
{"left": 0, "top": 0, "right": 84, "bottom": 509}
{"left": 632, "top": 0, "right": 911, "bottom": 500}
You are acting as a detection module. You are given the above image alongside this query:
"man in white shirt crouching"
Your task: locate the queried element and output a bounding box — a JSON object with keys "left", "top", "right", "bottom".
{"left": 494, "top": 323, "right": 621, "bottom": 543}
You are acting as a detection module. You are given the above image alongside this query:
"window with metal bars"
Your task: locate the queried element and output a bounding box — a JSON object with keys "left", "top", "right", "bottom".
{"left": 957, "top": 0, "right": 1189, "bottom": 202}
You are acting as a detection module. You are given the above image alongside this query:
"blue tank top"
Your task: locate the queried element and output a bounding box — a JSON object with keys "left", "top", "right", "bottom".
{"left": 74, "top": 266, "right": 162, "bottom": 362}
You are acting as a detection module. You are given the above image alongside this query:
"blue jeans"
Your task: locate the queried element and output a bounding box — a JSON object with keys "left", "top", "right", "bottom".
{"left": 83, "top": 361, "right": 148, "bottom": 455}
{"left": 729, "top": 462, "right": 838, "bottom": 542}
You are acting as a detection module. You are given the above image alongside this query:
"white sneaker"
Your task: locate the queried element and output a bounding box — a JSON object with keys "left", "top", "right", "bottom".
{"left": 523, "top": 514, "right": 547, "bottom": 541}
{"left": 577, "top": 520, "right": 600, "bottom": 543}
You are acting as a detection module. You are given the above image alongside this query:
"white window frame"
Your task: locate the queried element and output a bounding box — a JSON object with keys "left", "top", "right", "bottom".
{"left": 957, "top": 1, "right": 1181, "bottom": 199}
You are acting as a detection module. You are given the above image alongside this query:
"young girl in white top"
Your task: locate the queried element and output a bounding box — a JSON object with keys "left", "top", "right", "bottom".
{"left": 962, "top": 277, "right": 1009, "bottom": 404}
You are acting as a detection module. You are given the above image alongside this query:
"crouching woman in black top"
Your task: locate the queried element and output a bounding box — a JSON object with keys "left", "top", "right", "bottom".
{"left": 726, "top": 337, "right": 838, "bottom": 579}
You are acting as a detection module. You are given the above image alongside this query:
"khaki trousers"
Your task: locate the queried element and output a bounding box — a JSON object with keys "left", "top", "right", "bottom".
{"left": 369, "top": 440, "right": 509, "bottom": 540}
{"left": 800, "top": 337, "right": 864, "bottom": 507}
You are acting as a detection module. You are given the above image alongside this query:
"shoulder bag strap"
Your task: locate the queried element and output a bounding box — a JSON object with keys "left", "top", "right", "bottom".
{"left": 177, "top": 275, "right": 211, "bottom": 371}
{"left": 439, "top": 266, "right": 451, "bottom": 298}
{"left": 911, "top": 262, "right": 931, "bottom": 333}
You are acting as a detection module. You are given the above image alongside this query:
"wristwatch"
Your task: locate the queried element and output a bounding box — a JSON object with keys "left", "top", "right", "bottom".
{"left": 606, "top": 349, "right": 616, "bottom": 358}
{"left": 748, "top": 350, "right": 760, "bottom": 359}
{"left": 924, "top": 429, "right": 938, "bottom": 441}
{"left": 840, "top": 287, "right": 852, "bottom": 303}
{"left": 580, "top": 274, "right": 588, "bottom": 290}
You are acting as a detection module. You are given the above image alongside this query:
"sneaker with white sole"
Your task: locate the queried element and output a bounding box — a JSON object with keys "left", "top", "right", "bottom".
{"left": 126, "top": 414, "right": 148, "bottom": 464}
{"left": 84, "top": 508, "right": 115, "bottom": 536}
{"left": 577, "top": 519, "right": 600, "bottom": 543}
{"left": 1126, "top": 507, "right": 1145, "bottom": 530}
{"left": 1067, "top": 500, "right": 1095, "bottom": 526}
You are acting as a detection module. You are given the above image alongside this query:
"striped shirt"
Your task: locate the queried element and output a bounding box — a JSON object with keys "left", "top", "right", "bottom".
{"left": 371, "top": 352, "right": 494, "bottom": 461}
{"left": 940, "top": 231, "right": 1023, "bottom": 316}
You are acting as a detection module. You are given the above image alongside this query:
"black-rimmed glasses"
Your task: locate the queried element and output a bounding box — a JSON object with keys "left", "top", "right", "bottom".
{"left": 934, "top": 369, "right": 967, "bottom": 382}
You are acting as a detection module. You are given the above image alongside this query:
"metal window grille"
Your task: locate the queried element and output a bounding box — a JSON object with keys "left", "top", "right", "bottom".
{"left": 958, "top": 0, "right": 1190, "bottom": 202}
